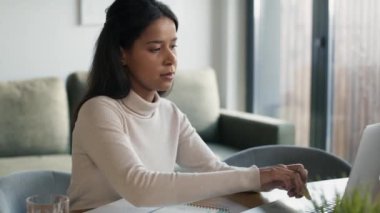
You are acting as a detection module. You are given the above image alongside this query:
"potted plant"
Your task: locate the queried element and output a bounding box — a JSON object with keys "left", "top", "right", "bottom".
{"left": 312, "top": 189, "right": 380, "bottom": 213}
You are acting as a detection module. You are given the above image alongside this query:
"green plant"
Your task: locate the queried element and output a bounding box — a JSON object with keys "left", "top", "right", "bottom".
{"left": 312, "top": 189, "right": 380, "bottom": 213}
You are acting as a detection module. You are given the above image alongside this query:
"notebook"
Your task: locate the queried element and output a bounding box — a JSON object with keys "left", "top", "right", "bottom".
{"left": 152, "top": 203, "right": 229, "bottom": 213}
{"left": 243, "top": 123, "right": 380, "bottom": 213}
{"left": 86, "top": 199, "right": 229, "bottom": 213}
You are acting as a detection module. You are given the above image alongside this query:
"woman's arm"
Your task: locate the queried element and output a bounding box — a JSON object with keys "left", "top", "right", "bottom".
{"left": 173, "top": 105, "right": 308, "bottom": 199}
{"left": 75, "top": 98, "right": 260, "bottom": 207}
{"left": 174, "top": 111, "right": 240, "bottom": 172}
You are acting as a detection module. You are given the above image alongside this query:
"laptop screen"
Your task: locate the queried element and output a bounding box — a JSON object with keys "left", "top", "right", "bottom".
{"left": 344, "top": 123, "right": 380, "bottom": 201}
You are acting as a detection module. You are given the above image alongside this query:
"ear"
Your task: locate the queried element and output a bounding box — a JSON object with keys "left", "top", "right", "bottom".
{"left": 120, "top": 48, "right": 128, "bottom": 66}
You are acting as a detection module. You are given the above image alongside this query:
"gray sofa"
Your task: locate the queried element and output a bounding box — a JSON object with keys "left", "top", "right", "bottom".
{"left": 0, "top": 68, "right": 295, "bottom": 176}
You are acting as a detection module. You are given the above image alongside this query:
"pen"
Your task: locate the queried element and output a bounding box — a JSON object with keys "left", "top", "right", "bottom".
{"left": 303, "top": 185, "right": 312, "bottom": 200}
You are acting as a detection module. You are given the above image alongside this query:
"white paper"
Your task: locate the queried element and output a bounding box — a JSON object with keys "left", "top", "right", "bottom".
{"left": 85, "top": 199, "right": 157, "bottom": 213}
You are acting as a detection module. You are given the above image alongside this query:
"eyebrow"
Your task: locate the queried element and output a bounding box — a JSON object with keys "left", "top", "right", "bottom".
{"left": 146, "top": 37, "right": 177, "bottom": 45}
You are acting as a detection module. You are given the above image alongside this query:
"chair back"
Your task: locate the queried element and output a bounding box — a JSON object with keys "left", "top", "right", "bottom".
{"left": 224, "top": 145, "right": 351, "bottom": 181}
{"left": 0, "top": 170, "right": 70, "bottom": 213}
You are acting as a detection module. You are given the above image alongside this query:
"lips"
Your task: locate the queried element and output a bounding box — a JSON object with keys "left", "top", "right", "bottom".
{"left": 160, "top": 72, "right": 175, "bottom": 80}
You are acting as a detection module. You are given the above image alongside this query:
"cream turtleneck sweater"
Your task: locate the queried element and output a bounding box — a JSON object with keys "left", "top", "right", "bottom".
{"left": 67, "top": 91, "right": 260, "bottom": 210}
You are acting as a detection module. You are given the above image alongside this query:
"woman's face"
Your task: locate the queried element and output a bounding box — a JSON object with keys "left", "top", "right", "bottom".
{"left": 121, "top": 17, "right": 177, "bottom": 102}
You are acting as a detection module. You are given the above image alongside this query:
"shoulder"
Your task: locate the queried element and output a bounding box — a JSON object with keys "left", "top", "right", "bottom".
{"left": 82, "top": 96, "right": 119, "bottom": 109}
{"left": 79, "top": 96, "right": 123, "bottom": 118}
{"left": 159, "top": 97, "right": 182, "bottom": 115}
{"left": 159, "top": 97, "right": 190, "bottom": 127}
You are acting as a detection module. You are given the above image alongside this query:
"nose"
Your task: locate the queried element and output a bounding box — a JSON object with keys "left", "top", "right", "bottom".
{"left": 164, "top": 48, "right": 176, "bottom": 66}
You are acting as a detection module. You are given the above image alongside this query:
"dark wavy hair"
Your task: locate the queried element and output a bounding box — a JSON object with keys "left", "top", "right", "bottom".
{"left": 75, "top": 0, "right": 178, "bottom": 121}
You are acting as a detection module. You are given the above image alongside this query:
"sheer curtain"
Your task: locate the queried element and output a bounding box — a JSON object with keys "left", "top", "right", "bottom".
{"left": 330, "top": 0, "right": 380, "bottom": 162}
{"left": 254, "top": 0, "right": 312, "bottom": 146}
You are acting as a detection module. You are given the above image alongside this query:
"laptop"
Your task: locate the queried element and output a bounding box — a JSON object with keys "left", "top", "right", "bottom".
{"left": 243, "top": 123, "right": 380, "bottom": 213}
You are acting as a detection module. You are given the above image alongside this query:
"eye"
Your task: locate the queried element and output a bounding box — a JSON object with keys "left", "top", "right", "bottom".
{"left": 171, "top": 44, "right": 177, "bottom": 50}
{"left": 149, "top": 48, "right": 161, "bottom": 53}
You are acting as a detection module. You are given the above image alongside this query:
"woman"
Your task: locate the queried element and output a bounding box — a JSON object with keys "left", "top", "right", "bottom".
{"left": 67, "top": 0, "right": 308, "bottom": 211}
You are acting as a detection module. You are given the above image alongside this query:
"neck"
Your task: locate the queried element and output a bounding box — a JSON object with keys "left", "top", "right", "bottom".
{"left": 132, "top": 89, "right": 156, "bottom": 102}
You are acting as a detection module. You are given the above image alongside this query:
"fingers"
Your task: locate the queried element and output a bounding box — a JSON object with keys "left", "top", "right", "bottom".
{"left": 259, "top": 165, "right": 296, "bottom": 191}
{"left": 280, "top": 168, "right": 303, "bottom": 198}
{"left": 286, "top": 164, "right": 308, "bottom": 198}
{"left": 292, "top": 171, "right": 304, "bottom": 198}
{"left": 259, "top": 164, "right": 309, "bottom": 199}
{"left": 286, "top": 164, "right": 309, "bottom": 198}
{"left": 286, "top": 164, "right": 308, "bottom": 183}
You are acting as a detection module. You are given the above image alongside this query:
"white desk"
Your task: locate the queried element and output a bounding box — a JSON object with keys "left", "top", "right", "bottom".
{"left": 87, "top": 178, "right": 348, "bottom": 213}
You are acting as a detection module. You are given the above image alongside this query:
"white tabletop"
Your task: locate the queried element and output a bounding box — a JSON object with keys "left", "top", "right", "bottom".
{"left": 86, "top": 178, "right": 348, "bottom": 213}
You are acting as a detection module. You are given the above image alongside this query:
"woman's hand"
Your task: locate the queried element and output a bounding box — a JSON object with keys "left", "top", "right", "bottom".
{"left": 259, "top": 164, "right": 308, "bottom": 198}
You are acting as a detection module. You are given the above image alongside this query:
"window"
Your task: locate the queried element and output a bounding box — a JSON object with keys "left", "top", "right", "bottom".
{"left": 252, "top": 0, "right": 312, "bottom": 147}
{"left": 248, "top": 0, "right": 380, "bottom": 162}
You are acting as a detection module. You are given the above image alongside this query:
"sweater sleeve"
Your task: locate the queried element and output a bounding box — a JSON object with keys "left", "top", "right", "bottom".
{"left": 75, "top": 98, "right": 260, "bottom": 207}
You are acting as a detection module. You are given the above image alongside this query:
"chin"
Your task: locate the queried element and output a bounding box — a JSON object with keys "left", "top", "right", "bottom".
{"left": 159, "top": 83, "right": 173, "bottom": 91}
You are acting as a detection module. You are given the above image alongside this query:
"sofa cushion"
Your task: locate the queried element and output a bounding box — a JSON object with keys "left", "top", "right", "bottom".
{"left": 0, "top": 77, "right": 69, "bottom": 157}
{"left": 166, "top": 68, "right": 220, "bottom": 142}
{"left": 0, "top": 154, "right": 71, "bottom": 176}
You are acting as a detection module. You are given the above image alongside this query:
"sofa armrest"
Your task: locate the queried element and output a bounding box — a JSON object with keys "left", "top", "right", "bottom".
{"left": 218, "top": 109, "right": 295, "bottom": 149}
